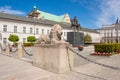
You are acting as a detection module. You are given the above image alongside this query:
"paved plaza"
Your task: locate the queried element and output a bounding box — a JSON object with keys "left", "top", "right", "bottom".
{"left": 0, "top": 46, "right": 120, "bottom": 80}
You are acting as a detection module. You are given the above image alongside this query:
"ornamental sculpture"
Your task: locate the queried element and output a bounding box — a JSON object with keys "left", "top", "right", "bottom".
{"left": 37, "top": 24, "right": 65, "bottom": 44}
{"left": 28, "top": 5, "right": 40, "bottom": 19}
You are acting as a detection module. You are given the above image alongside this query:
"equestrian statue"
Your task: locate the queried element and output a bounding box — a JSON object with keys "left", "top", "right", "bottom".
{"left": 70, "top": 16, "right": 81, "bottom": 32}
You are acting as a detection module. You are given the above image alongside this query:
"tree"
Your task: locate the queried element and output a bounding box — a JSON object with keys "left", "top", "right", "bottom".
{"left": 27, "top": 36, "right": 36, "bottom": 42}
{"left": 8, "top": 34, "right": 19, "bottom": 43}
{"left": 84, "top": 33, "right": 92, "bottom": 43}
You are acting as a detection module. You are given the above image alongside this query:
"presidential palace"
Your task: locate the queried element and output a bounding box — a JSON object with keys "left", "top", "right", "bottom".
{"left": 0, "top": 6, "right": 100, "bottom": 45}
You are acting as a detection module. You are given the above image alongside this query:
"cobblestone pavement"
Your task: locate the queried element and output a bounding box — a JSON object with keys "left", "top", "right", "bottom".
{"left": 1, "top": 45, "right": 120, "bottom": 80}
{"left": 74, "top": 45, "right": 108, "bottom": 66}
{"left": 73, "top": 54, "right": 120, "bottom": 80}
{"left": 71, "top": 45, "right": 120, "bottom": 80}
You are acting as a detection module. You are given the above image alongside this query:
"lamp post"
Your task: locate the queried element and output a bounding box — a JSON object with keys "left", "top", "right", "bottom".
{"left": 116, "top": 24, "right": 119, "bottom": 43}
{"left": 34, "top": 20, "right": 35, "bottom": 37}
{"left": 117, "top": 24, "right": 119, "bottom": 43}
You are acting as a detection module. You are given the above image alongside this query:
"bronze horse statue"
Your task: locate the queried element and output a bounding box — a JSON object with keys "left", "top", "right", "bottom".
{"left": 70, "top": 16, "right": 81, "bottom": 32}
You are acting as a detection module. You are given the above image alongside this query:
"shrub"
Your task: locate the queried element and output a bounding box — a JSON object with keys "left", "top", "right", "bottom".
{"left": 13, "top": 42, "right": 18, "bottom": 47}
{"left": 13, "top": 42, "right": 35, "bottom": 47}
{"left": 94, "top": 43, "right": 120, "bottom": 53}
{"left": 8, "top": 34, "right": 19, "bottom": 43}
{"left": 27, "top": 36, "right": 36, "bottom": 42}
{"left": 114, "top": 43, "right": 120, "bottom": 51}
{"left": 84, "top": 33, "right": 92, "bottom": 43}
{"left": 23, "top": 42, "right": 35, "bottom": 47}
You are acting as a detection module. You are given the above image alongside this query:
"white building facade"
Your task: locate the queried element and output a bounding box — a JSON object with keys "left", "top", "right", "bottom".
{"left": 96, "top": 24, "right": 120, "bottom": 43}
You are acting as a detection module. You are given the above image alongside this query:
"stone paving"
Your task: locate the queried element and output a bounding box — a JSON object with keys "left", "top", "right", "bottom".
{"left": 73, "top": 54, "right": 120, "bottom": 80}
{"left": 0, "top": 45, "right": 120, "bottom": 80}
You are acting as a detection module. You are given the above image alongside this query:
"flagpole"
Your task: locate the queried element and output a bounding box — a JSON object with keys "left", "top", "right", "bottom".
{"left": 116, "top": 18, "right": 119, "bottom": 43}
{"left": 116, "top": 24, "right": 119, "bottom": 43}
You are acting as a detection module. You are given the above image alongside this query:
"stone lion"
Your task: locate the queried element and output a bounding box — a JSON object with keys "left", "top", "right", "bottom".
{"left": 37, "top": 24, "right": 63, "bottom": 44}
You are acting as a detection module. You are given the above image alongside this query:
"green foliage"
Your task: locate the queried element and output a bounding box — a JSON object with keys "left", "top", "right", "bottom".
{"left": 13, "top": 42, "right": 18, "bottom": 46}
{"left": 27, "top": 36, "right": 36, "bottom": 42}
{"left": 14, "top": 42, "right": 35, "bottom": 47}
{"left": 8, "top": 34, "right": 19, "bottom": 42}
{"left": 114, "top": 43, "right": 120, "bottom": 51}
{"left": 94, "top": 43, "right": 120, "bottom": 53}
{"left": 23, "top": 42, "right": 35, "bottom": 47}
{"left": 84, "top": 33, "right": 92, "bottom": 43}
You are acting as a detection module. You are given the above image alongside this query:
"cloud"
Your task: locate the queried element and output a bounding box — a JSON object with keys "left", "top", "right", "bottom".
{"left": 70, "top": 0, "right": 120, "bottom": 28}
{"left": 0, "top": 6, "right": 26, "bottom": 15}
{"left": 95, "top": 0, "right": 120, "bottom": 27}
{"left": 70, "top": 0, "right": 101, "bottom": 10}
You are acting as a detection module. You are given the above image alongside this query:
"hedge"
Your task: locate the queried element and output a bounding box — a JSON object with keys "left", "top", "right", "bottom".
{"left": 14, "top": 42, "right": 35, "bottom": 47}
{"left": 94, "top": 43, "right": 120, "bottom": 53}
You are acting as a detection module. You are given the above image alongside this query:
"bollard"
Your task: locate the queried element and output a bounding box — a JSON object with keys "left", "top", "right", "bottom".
{"left": 17, "top": 42, "right": 23, "bottom": 59}
{"left": 6, "top": 43, "right": 10, "bottom": 55}
{"left": 0, "top": 43, "right": 1, "bottom": 54}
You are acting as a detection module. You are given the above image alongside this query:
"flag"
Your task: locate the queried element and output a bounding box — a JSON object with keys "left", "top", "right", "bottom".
{"left": 116, "top": 18, "right": 119, "bottom": 24}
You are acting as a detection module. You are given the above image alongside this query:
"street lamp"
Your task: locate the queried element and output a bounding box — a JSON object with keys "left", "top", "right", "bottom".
{"left": 115, "top": 24, "right": 119, "bottom": 43}
{"left": 34, "top": 20, "right": 35, "bottom": 37}
{"left": 117, "top": 24, "right": 119, "bottom": 43}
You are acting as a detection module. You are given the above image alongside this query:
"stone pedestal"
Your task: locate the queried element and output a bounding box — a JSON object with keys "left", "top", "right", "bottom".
{"left": 17, "top": 42, "right": 23, "bottom": 59}
{"left": 33, "top": 43, "right": 73, "bottom": 73}
{"left": 0, "top": 44, "right": 1, "bottom": 53}
{"left": 6, "top": 43, "right": 10, "bottom": 55}
{"left": 67, "top": 32, "right": 84, "bottom": 47}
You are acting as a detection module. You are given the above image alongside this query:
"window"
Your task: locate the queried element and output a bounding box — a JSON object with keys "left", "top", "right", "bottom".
{"left": 104, "top": 32, "right": 106, "bottom": 37}
{"left": 36, "top": 28, "right": 39, "bottom": 34}
{"left": 111, "top": 33, "right": 113, "bottom": 37}
{"left": 42, "top": 29, "right": 44, "bottom": 34}
{"left": 47, "top": 30, "right": 49, "bottom": 34}
{"left": 107, "top": 32, "right": 109, "bottom": 37}
{"left": 23, "top": 38, "right": 26, "bottom": 42}
{"left": 64, "top": 32, "right": 66, "bottom": 36}
{"left": 14, "top": 26, "right": 17, "bottom": 33}
{"left": 111, "top": 39, "right": 113, "bottom": 43}
{"left": 3, "top": 25, "right": 7, "bottom": 32}
{"left": 23, "top": 27, "right": 26, "bottom": 33}
{"left": 104, "top": 39, "right": 106, "bottom": 42}
{"left": 116, "top": 31, "right": 118, "bottom": 36}
{"left": 107, "top": 39, "right": 109, "bottom": 43}
{"left": 3, "top": 38, "right": 7, "bottom": 44}
{"left": 30, "top": 28, "right": 33, "bottom": 34}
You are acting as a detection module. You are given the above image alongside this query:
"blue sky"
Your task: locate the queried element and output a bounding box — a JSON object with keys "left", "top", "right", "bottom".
{"left": 0, "top": 0, "right": 120, "bottom": 29}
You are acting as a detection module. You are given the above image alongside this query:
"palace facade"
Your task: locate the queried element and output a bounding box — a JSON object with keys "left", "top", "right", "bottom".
{"left": 96, "top": 23, "right": 120, "bottom": 43}
{"left": 0, "top": 6, "right": 100, "bottom": 45}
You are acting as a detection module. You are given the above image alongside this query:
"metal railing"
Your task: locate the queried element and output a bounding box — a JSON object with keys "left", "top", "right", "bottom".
{"left": 8, "top": 44, "right": 18, "bottom": 53}
{"left": 22, "top": 45, "right": 33, "bottom": 56}
{"left": 66, "top": 46, "right": 120, "bottom": 70}
{"left": 0, "top": 43, "right": 6, "bottom": 51}
{"left": 66, "top": 46, "right": 107, "bottom": 80}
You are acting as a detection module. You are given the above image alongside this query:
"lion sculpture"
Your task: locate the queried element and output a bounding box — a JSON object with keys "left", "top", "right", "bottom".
{"left": 37, "top": 24, "right": 63, "bottom": 44}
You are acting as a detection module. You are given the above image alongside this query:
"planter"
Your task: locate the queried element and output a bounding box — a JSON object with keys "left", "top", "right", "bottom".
{"left": 78, "top": 48, "right": 83, "bottom": 51}
{"left": 90, "top": 52, "right": 111, "bottom": 56}
{"left": 116, "top": 50, "right": 120, "bottom": 54}
{"left": 77, "top": 45, "right": 84, "bottom": 51}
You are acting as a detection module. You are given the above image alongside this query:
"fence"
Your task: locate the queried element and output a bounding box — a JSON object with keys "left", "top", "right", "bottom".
{"left": 0, "top": 42, "right": 33, "bottom": 59}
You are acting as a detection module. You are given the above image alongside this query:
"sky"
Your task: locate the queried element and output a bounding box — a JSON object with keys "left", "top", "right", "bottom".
{"left": 0, "top": 0, "right": 120, "bottom": 29}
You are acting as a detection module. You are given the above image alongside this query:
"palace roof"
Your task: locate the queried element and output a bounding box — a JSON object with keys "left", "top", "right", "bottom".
{"left": 0, "top": 12, "right": 99, "bottom": 34}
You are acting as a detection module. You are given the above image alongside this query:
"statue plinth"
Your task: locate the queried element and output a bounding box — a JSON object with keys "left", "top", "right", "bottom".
{"left": 33, "top": 43, "right": 73, "bottom": 73}
{"left": 67, "top": 32, "right": 84, "bottom": 47}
